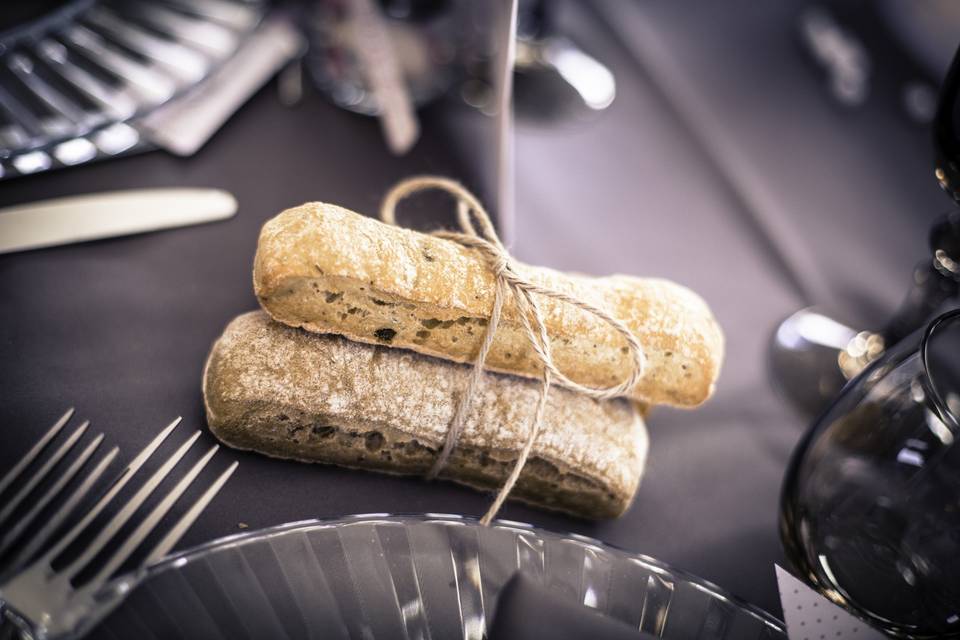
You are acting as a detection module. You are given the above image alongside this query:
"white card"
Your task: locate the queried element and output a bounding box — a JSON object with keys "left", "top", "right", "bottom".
{"left": 775, "top": 565, "right": 887, "bottom": 639}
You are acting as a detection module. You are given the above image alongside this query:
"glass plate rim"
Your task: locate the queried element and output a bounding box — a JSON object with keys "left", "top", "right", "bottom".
{"left": 134, "top": 511, "right": 786, "bottom": 633}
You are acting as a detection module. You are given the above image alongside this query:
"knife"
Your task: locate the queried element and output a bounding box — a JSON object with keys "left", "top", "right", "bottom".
{"left": 0, "top": 188, "right": 237, "bottom": 255}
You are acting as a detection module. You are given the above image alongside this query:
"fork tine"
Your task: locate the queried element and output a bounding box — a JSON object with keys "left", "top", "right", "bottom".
{"left": 0, "top": 408, "right": 75, "bottom": 497}
{"left": 6, "top": 447, "right": 119, "bottom": 578}
{"left": 0, "top": 420, "right": 89, "bottom": 527}
{"left": 86, "top": 444, "right": 221, "bottom": 588}
{"left": 41, "top": 417, "right": 182, "bottom": 565}
{"left": 0, "top": 433, "right": 104, "bottom": 558}
{"left": 61, "top": 429, "right": 201, "bottom": 580}
{"left": 145, "top": 460, "right": 238, "bottom": 566}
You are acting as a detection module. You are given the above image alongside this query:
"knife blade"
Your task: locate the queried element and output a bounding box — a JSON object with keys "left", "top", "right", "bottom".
{"left": 0, "top": 188, "right": 237, "bottom": 255}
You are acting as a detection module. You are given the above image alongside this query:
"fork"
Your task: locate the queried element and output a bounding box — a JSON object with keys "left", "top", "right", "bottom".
{"left": 0, "top": 408, "right": 237, "bottom": 640}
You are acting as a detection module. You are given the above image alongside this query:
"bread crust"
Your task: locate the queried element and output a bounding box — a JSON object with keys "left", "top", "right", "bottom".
{"left": 253, "top": 202, "right": 724, "bottom": 407}
{"left": 203, "top": 311, "right": 649, "bottom": 519}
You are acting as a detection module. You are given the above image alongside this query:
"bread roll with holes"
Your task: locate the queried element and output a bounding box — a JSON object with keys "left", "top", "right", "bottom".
{"left": 253, "top": 203, "right": 724, "bottom": 407}
{"left": 203, "top": 311, "right": 648, "bottom": 519}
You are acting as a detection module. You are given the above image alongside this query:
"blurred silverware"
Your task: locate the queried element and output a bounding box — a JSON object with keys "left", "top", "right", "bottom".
{"left": 515, "top": 36, "right": 616, "bottom": 112}
{"left": 0, "top": 410, "right": 237, "bottom": 640}
{"left": 0, "top": 188, "right": 238, "bottom": 255}
{"left": 139, "top": 16, "right": 305, "bottom": 157}
{"left": 512, "top": 0, "right": 615, "bottom": 123}
{"left": 306, "top": 0, "right": 466, "bottom": 117}
{"left": 798, "top": 6, "right": 870, "bottom": 108}
{"left": 0, "top": 0, "right": 267, "bottom": 180}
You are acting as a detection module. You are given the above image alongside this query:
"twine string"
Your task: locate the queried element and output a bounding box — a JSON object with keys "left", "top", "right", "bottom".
{"left": 379, "top": 175, "right": 646, "bottom": 525}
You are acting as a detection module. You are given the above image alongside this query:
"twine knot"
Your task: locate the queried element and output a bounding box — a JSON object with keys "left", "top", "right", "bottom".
{"left": 380, "top": 175, "right": 646, "bottom": 525}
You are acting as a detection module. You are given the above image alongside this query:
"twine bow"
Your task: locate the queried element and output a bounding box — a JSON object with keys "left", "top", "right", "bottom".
{"left": 380, "top": 176, "right": 646, "bottom": 525}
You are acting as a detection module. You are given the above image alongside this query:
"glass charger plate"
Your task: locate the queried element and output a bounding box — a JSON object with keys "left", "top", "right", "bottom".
{"left": 89, "top": 514, "right": 786, "bottom": 639}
